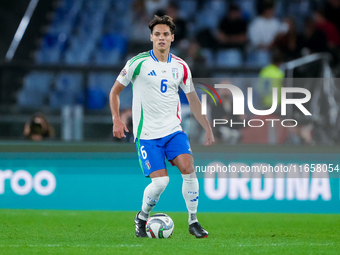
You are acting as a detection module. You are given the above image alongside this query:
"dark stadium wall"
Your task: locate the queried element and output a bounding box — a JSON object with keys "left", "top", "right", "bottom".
{"left": 0, "top": 0, "right": 55, "bottom": 61}
{"left": 14, "top": 0, "right": 56, "bottom": 62}
{"left": 0, "top": 0, "right": 29, "bottom": 60}
{"left": 0, "top": 0, "right": 56, "bottom": 106}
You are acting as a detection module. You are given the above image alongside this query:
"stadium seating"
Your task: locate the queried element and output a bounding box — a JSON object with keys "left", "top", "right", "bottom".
{"left": 195, "top": 8, "right": 220, "bottom": 31}
{"left": 201, "top": 48, "right": 214, "bottom": 68}
{"left": 28, "top": 0, "right": 133, "bottom": 109}
{"left": 246, "top": 50, "right": 271, "bottom": 67}
{"left": 178, "top": 0, "right": 197, "bottom": 20}
{"left": 22, "top": 0, "right": 316, "bottom": 109}
{"left": 235, "top": 0, "right": 256, "bottom": 21}
{"left": 17, "top": 90, "right": 46, "bottom": 108}
{"left": 49, "top": 73, "right": 84, "bottom": 108}
{"left": 93, "top": 33, "right": 127, "bottom": 65}
{"left": 87, "top": 73, "right": 114, "bottom": 109}
{"left": 35, "top": 33, "right": 68, "bottom": 63}
{"left": 17, "top": 72, "right": 54, "bottom": 108}
{"left": 216, "top": 49, "right": 243, "bottom": 67}
{"left": 87, "top": 72, "right": 132, "bottom": 110}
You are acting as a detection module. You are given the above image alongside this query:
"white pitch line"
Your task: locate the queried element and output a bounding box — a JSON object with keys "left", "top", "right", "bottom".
{"left": 0, "top": 243, "right": 336, "bottom": 248}
{"left": 230, "top": 243, "right": 334, "bottom": 247}
{"left": 0, "top": 244, "right": 143, "bottom": 248}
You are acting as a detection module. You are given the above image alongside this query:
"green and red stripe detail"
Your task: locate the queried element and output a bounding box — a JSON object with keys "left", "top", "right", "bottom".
{"left": 197, "top": 82, "right": 223, "bottom": 106}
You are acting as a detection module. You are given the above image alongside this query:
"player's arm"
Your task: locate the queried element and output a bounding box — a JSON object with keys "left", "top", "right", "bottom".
{"left": 186, "top": 91, "right": 215, "bottom": 146}
{"left": 109, "top": 80, "right": 129, "bottom": 138}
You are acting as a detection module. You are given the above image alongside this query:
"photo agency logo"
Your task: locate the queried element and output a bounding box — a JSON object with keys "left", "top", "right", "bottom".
{"left": 198, "top": 82, "right": 312, "bottom": 128}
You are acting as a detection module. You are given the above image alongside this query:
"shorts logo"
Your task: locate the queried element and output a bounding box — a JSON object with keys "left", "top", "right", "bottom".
{"left": 172, "top": 68, "right": 178, "bottom": 80}
{"left": 120, "top": 69, "right": 127, "bottom": 77}
{"left": 145, "top": 160, "right": 151, "bottom": 170}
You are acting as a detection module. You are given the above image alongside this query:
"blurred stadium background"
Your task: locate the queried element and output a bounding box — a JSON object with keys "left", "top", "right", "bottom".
{"left": 0, "top": 0, "right": 340, "bottom": 143}
{"left": 1, "top": 0, "right": 340, "bottom": 253}
{"left": 1, "top": 0, "right": 340, "bottom": 227}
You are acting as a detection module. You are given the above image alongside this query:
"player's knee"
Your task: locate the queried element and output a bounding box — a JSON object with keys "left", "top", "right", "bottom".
{"left": 152, "top": 176, "right": 169, "bottom": 193}
{"left": 180, "top": 164, "right": 194, "bottom": 175}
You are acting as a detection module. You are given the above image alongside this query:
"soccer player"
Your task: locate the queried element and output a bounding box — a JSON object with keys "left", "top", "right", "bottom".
{"left": 110, "top": 15, "right": 215, "bottom": 238}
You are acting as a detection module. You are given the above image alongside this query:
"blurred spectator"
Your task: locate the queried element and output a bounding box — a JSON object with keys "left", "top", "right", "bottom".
{"left": 133, "top": 0, "right": 168, "bottom": 17}
{"left": 257, "top": 49, "right": 285, "bottom": 110}
{"left": 313, "top": 9, "right": 340, "bottom": 49}
{"left": 195, "top": 29, "right": 215, "bottom": 50}
{"left": 197, "top": 0, "right": 207, "bottom": 11}
{"left": 324, "top": 0, "right": 340, "bottom": 34}
{"left": 273, "top": 18, "right": 304, "bottom": 61}
{"left": 302, "top": 18, "right": 329, "bottom": 55}
{"left": 182, "top": 41, "right": 206, "bottom": 73}
{"left": 165, "top": 2, "right": 187, "bottom": 46}
{"left": 145, "top": 0, "right": 168, "bottom": 18}
{"left": 217, "top": 3, "right": 248, "bottom": 52}
{"left": 248, "top": 2, "right": 288, "bottom": 50}
{"left": 24, "top": 113, "right": 55, "bottom": 141}
{"left": 256, "top": 0, "right": 275, "bottom": 16}
{"left": 130, "top": 0, "right": 153, "bottom": 43}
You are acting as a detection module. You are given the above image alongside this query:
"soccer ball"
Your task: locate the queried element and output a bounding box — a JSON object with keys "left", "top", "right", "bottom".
{"left": 146, "top": 213, "right": 174, "bottom": 239}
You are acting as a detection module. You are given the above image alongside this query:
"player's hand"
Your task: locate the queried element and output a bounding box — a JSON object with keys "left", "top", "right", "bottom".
{"left": 203, "top": 129, "right": 215, "bottom": 147}
{"left": 112, "top": 118, "right": 129, "bottom": 138}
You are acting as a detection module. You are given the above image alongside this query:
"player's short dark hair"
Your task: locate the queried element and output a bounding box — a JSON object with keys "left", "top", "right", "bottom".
{"left": 149, "top": 15, "right": 176, "bottom": 34}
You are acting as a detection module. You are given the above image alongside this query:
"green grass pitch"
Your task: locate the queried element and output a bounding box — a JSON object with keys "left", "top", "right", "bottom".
{"left": 0, "top": 209, "right": 339, "bottom": 255}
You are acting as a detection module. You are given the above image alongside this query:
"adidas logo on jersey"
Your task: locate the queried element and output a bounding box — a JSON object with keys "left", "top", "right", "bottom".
{"left": 148, "top": 70, "right": 157, "bottom": 76}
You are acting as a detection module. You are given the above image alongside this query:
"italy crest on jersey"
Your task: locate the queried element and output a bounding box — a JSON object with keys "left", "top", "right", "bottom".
{"left": 145, "top": 160, "right": 151, "bottom": 170}
{"left": 172, "top": 68, "right": 178, "bottom": 80}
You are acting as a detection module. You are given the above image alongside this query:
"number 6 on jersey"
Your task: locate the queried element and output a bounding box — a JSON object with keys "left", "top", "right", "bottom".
{"left": 160, "top": 79, "right": 168, "bottom": 93}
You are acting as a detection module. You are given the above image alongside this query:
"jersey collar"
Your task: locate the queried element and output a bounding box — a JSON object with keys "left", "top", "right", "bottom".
{"left": 149, "top": 50, "right": 172, "bottom": 63}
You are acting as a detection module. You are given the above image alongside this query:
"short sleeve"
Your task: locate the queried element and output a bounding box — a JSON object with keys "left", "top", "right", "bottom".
{"left": 116, "top": 61, "right": 133, "bottom": 86}
{"left": 179, "top": 61, "right": 195, "bottom": 94}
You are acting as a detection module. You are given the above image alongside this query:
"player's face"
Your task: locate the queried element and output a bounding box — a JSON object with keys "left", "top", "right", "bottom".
{"left": 150, "top": 24, "right": 174, "bottom": 53}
